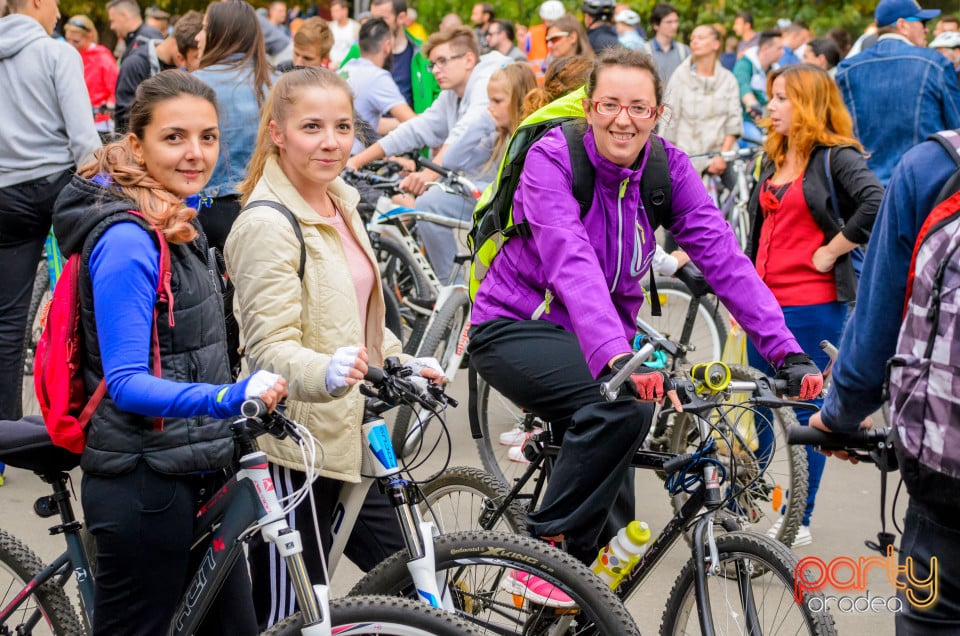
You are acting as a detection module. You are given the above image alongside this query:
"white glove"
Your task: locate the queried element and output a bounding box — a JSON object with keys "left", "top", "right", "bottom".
{"left": 326, "top": 345, "right": 361, "bottom": 395}
{"left": 405, "top": 356, "right": 445, "bottom": 382}
{"left": 244, "top": 370, "right": 282, "bottom": 398}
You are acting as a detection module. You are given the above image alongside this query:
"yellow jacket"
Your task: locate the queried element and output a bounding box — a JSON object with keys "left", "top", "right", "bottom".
{"left": 224, "top": 157, "right": 404, "bottom": 482}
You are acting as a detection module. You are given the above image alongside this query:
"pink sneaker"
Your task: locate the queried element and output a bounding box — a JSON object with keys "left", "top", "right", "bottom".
{"left": 500, "top": 570, "right": 575, "bottom": 608}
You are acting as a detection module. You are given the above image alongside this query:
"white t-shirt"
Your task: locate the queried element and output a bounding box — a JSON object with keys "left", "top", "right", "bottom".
{"left": 340, "top": 57, "right": 407, "bottom": 154}
{"left": 330, "top": 19, "right": 360, "bottom": 66}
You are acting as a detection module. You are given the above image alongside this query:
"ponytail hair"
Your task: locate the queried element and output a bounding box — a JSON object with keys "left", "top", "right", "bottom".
{"left": 78, "top": 70, "right": 220, "bottom": 244}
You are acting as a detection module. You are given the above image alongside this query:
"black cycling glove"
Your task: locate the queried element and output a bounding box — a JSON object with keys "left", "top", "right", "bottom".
{"left": 774, "top": 353, "right": 823, "bottom": 400}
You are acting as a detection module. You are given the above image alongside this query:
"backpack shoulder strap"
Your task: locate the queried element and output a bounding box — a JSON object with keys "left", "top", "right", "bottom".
{"left": 928, "top": 130, "right": 960, "bottom": 206}
{"left": 147, "top": 39, "right": 160, "bottom": 77}
{"left": 243, "top": 200, "right": 306, "bottom": 280}
{"left": 561, "top": 120, "right": 594, "bottom": 219}
{"left": 640, "top": 135, "right": 673, "bottom": 232}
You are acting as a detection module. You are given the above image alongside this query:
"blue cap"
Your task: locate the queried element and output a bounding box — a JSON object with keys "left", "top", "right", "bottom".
{"left": 875, "top": 0, "right": 940, "bottom": 27}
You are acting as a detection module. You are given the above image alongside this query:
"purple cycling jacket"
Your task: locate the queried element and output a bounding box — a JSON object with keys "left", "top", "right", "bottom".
{"left": 471, "top": 126, "right": 801, "bottom": 378}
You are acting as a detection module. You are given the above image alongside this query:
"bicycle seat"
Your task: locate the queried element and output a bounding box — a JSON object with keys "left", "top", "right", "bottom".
{"left": 0, "top": 415, "right": 80, "bottom": 474}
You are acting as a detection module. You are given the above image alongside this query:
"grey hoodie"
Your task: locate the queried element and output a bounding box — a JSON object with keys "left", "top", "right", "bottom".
{"left": 0, "top": 14, "right": 100, "bottom": 187}
{"left": 378, "top": 51, "right": 511, "bottom": 183}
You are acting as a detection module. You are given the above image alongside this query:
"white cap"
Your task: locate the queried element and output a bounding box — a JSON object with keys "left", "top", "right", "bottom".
{"left": 614, "top": 9, "right": 640, "bottom": 25}
{"left": 930, "top": 30, "right": 960, "bottom": 49}
{"left": 540, "top": 0, "right": 566, "bottom": 21}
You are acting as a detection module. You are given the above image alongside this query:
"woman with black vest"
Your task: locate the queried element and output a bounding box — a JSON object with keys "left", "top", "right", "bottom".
{"left": 51, "top": 71, "right": 287, "bottom": 635}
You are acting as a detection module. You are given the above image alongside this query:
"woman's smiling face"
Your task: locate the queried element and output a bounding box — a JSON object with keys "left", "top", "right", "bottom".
{"left": 584, "top": 65, "right": 661, "bottom": 167}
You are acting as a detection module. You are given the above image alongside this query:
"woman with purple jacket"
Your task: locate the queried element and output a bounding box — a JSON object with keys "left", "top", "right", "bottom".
{"left": 469, "top": 47, "right": 823, "bottom": 604}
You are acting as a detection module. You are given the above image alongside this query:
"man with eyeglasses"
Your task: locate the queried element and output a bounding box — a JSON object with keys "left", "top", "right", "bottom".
{"left": 347, "top": 26, "right": 511, "bottom": 283}
{"left": 486, "top": 19, "right": 527, "bottom": 62}
{"left": 836, "top": 0, "right": 960, "bottom": 185}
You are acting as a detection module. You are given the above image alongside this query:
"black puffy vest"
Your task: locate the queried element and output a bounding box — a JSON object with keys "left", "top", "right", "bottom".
{"left": 78, "top": 214, "right": 235, "bottom": 476}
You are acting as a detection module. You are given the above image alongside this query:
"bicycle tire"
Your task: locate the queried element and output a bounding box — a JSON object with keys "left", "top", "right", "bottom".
{"left": 659, "top": 531, "right": 837, "bottom": 636}
{"left": 667, "top": 365, "right": 808, "bottom": 547}
{"left": 373, "top": 234, "right": 434, "bottom": 355}
{"left": 0, "top": 529, "right": 85, "bottom": 636}
{"left": 417, "top": 466, "right": 527, "bottom": 535}
{"left": 18, "top": 261, "right": 49, "bottom": 419}
{"left": 262, "top": 595, "right": 481, "bottom": 635}
{"left": 640, "top": 278, "right": 727, "bottom": 366}
{"left": 391, "top": 288, "right": 470, "bottom": 458}
{"left": 349, "top": 530, "right": 639, "bottom": 636}
{"left": 473, "top": 373, "right": 548, "bottom": 493}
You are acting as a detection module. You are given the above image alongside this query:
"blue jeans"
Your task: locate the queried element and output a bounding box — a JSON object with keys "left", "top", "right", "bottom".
{"left": 747, "top": 301, "right": 847, "bottom": 527}
{"left": 895, "top": 500, "right": 960, "bottom": 634}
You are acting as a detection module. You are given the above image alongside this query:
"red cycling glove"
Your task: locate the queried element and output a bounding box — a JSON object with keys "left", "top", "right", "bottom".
{"left": 611, "top": 358, "right": 669, "bottom": 401}
{"left": 774, "top": 353, "right": 823, "bottom": 400}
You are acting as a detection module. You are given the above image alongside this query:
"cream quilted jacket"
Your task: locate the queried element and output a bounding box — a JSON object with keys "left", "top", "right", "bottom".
{"left": 224, "top": 157, "right": 404, "bottom": 482}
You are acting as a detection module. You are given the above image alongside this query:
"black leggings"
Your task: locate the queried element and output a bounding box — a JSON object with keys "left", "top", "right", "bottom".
{"left": 82, "top": 463, "right": 256, "bottom": 636}
{"left": 469, "top": 319, "right": 654, "bottom": 563}
{"left": 247, "top": 464, "right": 405, "bottom": 630}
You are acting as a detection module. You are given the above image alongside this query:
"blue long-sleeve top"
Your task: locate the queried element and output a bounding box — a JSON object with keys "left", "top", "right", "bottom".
{"left": 820, "top": 140, "right": 957, "bottom": 431}
{"left": 89, "top": 221, "right": 252, "bottom": 419}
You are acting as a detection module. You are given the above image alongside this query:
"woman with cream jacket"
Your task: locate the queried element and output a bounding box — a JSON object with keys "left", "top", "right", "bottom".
{"left": 224, "top": 67, "right": 441, "bottom": 630}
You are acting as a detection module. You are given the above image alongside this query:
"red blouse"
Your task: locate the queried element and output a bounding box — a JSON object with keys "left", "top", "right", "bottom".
{"left": 754, "top": 175, "right": 837, "bottom": 307}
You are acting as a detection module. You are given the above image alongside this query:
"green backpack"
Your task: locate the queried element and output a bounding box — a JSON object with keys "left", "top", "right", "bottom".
{"left": 466, "top": 87, "right": 673, "bottom": 306}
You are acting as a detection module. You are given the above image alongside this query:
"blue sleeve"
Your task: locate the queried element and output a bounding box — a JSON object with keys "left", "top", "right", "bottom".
{"left": 821, "top": 141, "right": 956, "bottom": 431}
{"left": 90, "top": 222, "right": 253, "bottom": 419}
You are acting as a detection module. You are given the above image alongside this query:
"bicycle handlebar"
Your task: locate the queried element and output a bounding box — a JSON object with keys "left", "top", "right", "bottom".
{"left": 688, "top": 147, "right": 759, "bottom": 162}
{"left": 361, "top": 357, "right": 458, "bottom": 415}
{"left": 787, "top": 425, "right": 898, "bottom": 468}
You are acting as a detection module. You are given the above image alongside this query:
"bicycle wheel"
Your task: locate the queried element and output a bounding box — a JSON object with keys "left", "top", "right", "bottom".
{"left": 0, "top": 529, "right": 85, "bottom": 636}
{"left": 18, "top": 261, "right": 49, "bottom": 418}
{"left": 418, "top": 466, "right": 527, "bottom": 535}
{"left": 350, "top": 530, "right": 639, "bottom": 635}
{"left": 474, "top": 374, "right": 549, "bottom": 492}
{"left": 639, "top": 278, "right": 727, "bottom": 366}
{"left": 667, "top": 365, "right": 808, "bottom": 547}
{"left": 262, "top": 595, "right": 481, "bottom": 635}
{"left": 392, "top": 289, "right": 470, "bottom": 458}
{"left": 373, "top": 234, "right": 434, "bottom": 355}
{"left": 660, "top": 531, "right": 837, "bottom": 636}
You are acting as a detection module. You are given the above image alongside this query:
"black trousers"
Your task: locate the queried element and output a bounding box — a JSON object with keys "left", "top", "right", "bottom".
{"left": 248, "top": 464, "right": 405, "bottom": 630}
{"left": 198, "top": 195, "right": 241, "bottom": 255}
{"left": 469, "top": 319, "right": 654, "bottom": 563}
{"left": 82, "top": 462, "right": 257, "bottom": 636}
{"left": 0, "top": 170, "right": 72, "bottom": 420}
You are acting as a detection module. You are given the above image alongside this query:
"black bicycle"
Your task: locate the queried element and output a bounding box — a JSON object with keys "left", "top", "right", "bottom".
{"left": 423, "top": 337, "right": 838, "bottom": 635}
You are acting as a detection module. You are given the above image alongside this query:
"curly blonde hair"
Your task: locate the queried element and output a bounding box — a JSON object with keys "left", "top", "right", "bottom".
{"left": 78, "top": 71, "right": 219, "bottom": 244}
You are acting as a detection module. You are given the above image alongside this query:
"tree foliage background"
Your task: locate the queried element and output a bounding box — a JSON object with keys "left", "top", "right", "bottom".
{"left": 54, "top": 0, "right": 960, "bottom": 50}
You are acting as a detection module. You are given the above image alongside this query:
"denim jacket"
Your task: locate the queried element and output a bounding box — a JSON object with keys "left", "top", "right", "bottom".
{"left": 835, "top": 35, "right": 960, "bottom": 185}
{"left": 193, "top": 56, "right": 274, "bottom": 198}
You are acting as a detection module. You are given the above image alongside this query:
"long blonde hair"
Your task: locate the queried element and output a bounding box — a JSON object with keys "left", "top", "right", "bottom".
{"left": 520, "top": 55, "right": 592, "bottom": 119}
{"left": 78, "top": 71, "right": 217, "bottom": 244}
{"left": 239, "top": 67, "right": 355, "bottom": 204}
{"left": 487, "top": 63, "right": 538, "bottom": 169}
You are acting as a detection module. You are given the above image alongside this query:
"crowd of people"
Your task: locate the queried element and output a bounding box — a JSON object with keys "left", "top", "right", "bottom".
{"left": 1, "top": 0, "right": 959, "bottom": 632}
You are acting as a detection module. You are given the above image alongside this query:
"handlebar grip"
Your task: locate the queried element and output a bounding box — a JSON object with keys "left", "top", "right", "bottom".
{"left": 364, "top": 366, "right": 385, "bottom": 384}
{"left": 416, "top": 156, "right": 452, "bottom": 176}
{"left": 241, "top": 398, "right": 267, "bottom": 419}
{"left": 786, "top": 425, "right": 891, "bottom": 449}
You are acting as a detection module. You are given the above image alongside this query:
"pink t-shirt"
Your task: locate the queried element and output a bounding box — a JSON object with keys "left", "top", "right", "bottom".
{"left": 324, "top": 210, "right": 376, "bottom": 335}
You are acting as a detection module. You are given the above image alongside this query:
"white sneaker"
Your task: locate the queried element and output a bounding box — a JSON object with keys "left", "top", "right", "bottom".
{"left": 791, "top": 525, "right": 813, "bottom": 548}
{"left": 508, "top": 445, "right": 531, "bottom": 464}
{"left": 766, "top": 517, "right": 783, "bottom": 539}
{"left": 499, "top": 426, "right": 542, "bottom": 446}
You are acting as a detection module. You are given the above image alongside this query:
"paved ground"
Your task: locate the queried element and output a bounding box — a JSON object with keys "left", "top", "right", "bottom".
{"left": 2, "top": 372, "right": 899, "bottom": 634}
